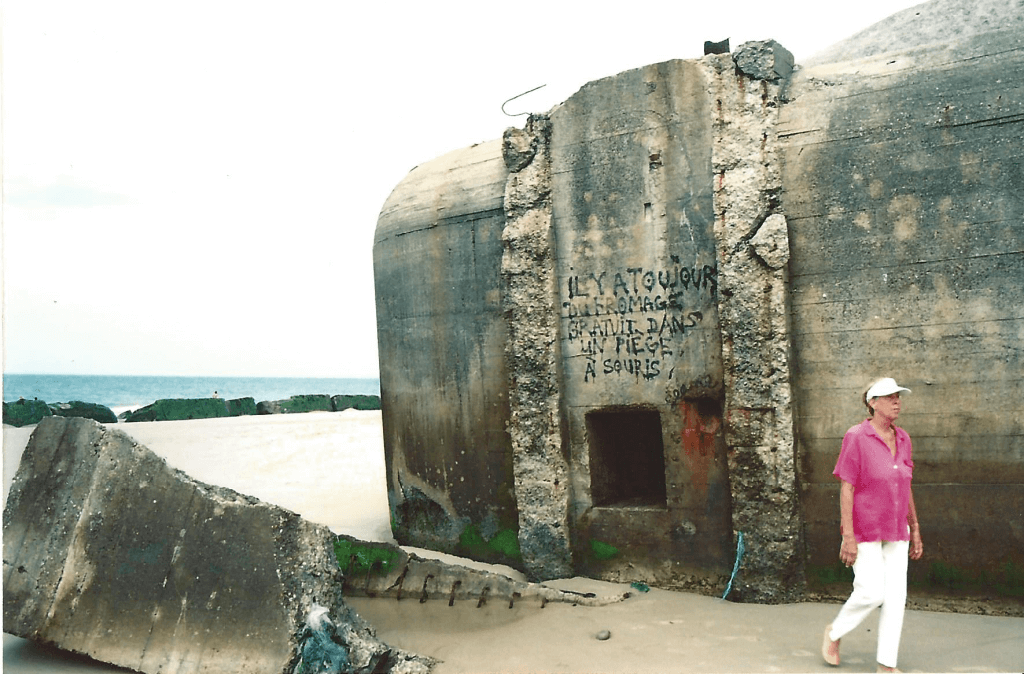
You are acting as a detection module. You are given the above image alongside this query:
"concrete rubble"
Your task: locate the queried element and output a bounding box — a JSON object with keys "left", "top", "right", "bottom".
{"left": 3, "top": 416, "right": 627, "bottom": 673}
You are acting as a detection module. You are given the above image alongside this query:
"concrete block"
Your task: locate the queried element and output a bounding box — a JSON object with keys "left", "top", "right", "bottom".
{"left": 123, "top": 397, "right": 230, "bottom": 422}
{"left": 733, "top": 40, "right": 794, "bottom": 81}
{"left": 330, "top": 394, "right": 381, "bottom": 411}
{"left": 2, "top": 416, "right": 430, "bottom": 674}
{"left": 257, "top": 394, "right": 334, "bottom": 415}
{"left": 49, "top": 400, "right": 118, "bottom": 424}
{"left": 224, "top": 396, "right": 257, "bottom": 416}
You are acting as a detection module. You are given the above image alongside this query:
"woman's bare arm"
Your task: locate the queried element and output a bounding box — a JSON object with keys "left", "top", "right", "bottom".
{"left": 907, "top": 487, "right": 923, "bottom": 560}
{"left": 839, "top": 480, "right": 857, "bottom": 566}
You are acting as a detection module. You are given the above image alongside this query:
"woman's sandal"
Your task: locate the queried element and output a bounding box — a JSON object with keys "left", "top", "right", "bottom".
{"left": 822, "top": 624, "right": 840, "bottom": 666}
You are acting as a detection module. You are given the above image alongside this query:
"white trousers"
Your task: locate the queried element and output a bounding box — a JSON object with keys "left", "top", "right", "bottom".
{"left": 829, "top": 540, "right": 909, "bottom": 668}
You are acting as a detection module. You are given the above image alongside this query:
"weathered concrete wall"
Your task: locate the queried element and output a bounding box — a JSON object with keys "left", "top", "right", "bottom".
{"left": 780, "top": 28, "right": 1024, "bottom": 589}
{"left": 373, "top": 142, "right": 520, "bottom": 562}
{"left": 547, "top": 60, "right": 733, "bottom": 591}
{"left": 3, "top": 416, "right": 429, "bottom": 674}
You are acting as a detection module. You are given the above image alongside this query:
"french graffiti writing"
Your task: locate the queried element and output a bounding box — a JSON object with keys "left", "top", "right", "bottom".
{"left": 562, "top": 261, "right": 717, "bottom": 383}
{"left": 664, "top": 374, "right": 715, "bottom": 405}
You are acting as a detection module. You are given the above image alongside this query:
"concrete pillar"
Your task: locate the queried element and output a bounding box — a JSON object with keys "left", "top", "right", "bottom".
{"left": 702, "top": 41, "right": 806, "bottom": 603}
{"left": 501, "top": 114, "right": 574, "bottom": 581}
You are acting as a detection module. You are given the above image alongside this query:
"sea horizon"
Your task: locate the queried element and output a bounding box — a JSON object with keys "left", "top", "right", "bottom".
{"left": 3, "top": 373, "right": 381, "bottom": 411}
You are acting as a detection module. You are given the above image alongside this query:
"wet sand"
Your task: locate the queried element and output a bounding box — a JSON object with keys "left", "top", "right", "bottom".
{"left": 4, "top": 413, "right": 1023, "bottom": 673}
{"left": 349, "top": 582, "right": 1024, "bottom": 673}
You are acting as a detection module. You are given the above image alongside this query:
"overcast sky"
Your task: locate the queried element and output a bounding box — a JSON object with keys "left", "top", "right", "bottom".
{"left": 2, "top": 0, "right": 925, "bottom": 378}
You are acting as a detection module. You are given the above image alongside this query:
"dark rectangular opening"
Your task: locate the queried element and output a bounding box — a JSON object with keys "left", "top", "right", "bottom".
{"left": 586, "top": 408, "right": 667, "bottom": 507}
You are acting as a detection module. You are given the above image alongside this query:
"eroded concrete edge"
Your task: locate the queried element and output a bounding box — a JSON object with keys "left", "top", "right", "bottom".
{"left": 701, "top": 41, "right": 806, "bottom": 603}
{"left": 500, "top": 115, "right": 575, "bottom": 582}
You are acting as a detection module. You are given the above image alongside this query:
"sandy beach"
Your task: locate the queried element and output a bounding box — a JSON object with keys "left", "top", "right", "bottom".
{"left": 4, "top": 412, "right": 1023, "bottom": 673}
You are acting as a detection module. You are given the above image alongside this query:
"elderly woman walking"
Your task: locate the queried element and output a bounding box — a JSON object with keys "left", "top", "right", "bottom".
{"left": 822, "top": 378, "right": 924, "bottom": 673}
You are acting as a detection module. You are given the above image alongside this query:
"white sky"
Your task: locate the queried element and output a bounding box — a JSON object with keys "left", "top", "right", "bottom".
{"left": 1, "top": 0, "right": 925, "bottom": 378}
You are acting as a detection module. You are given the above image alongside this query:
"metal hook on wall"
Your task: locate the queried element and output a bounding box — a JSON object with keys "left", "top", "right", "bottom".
{"left": 501, "top": 84, "right": 547, "bottom": 117}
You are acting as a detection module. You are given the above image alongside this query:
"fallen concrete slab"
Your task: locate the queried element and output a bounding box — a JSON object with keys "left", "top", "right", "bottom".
{"left": 333, "top": 534, "right": 629, "bottom": 608}
{"left": 2, "top": 416, "right": 431, "bottom": 674}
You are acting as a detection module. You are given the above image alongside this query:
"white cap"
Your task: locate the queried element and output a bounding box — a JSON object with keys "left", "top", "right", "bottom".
{"left": 865, "top": 377, "right": 911, "bottom": 403}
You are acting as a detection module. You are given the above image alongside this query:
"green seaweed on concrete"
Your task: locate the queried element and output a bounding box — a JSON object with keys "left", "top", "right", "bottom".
{"left": 2, "top": 399, "right": 53, "bottom": 427}
{"left": 928, "top": 561, "right": 971, "bottom": 590}
{"left": 278, "top": 395, "right": 333, "bottom": 414}
{"left": 333, "top": 539, "right": 400, "bottom": 576}
{"left": 925, "top": 560, "right": 1024, "bottom": 597}
{"left": 487, "top": 528, "right": 522, "bottom": 560}
{"left": 807, "top": 562, "right": 854, "bottom": 588}
{"left": 994, "top": 561, "right": 1024, "bottom": 597}
{"left": 331, "top": 394, "right": 381, "bottom": 411}
{"left": 811, "top": 559, "right": 1024, "bottom": 598}
{"left": 456, "top": 525, "right": 522, "bottom": 563}
{"left": 458, "top": 525, "right": 489, "bottom": 559}
{"left": 589, "top": 539, "right": 620, "bottom": 561}
{"left": 224, "top": 397, "right": 257, "bottom": 416}
{"left": 124, "top": 398, "right": 230, "bottom": 422}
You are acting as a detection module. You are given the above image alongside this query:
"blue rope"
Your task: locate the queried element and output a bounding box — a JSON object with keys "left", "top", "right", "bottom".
{"left": 722, "top": 531, "right": 745, "bottom": 600}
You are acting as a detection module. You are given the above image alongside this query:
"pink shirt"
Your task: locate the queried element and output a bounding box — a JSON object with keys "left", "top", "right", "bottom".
{"left": 833, "top": 419, "right": 914, "bottom": 542}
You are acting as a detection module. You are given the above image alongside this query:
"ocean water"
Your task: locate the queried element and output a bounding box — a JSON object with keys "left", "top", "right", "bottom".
{"left": 2, "top": 373, "right": 380, "bottom": 411}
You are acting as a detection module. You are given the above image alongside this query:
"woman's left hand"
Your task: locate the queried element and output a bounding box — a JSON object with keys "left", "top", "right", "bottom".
{"left": 909, "top": 529, "right": 924, "bottom": 560}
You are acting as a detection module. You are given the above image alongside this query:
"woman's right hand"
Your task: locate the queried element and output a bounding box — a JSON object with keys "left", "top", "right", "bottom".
{"left": 840, "top": 536, "right": 858, "bottom": 567}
